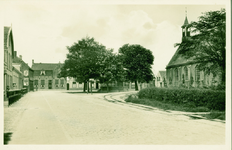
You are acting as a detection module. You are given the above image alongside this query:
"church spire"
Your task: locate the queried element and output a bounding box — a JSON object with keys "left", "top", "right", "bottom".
{"left": 182, "top": 7, "right": 189, "bottom": 28}
{"left": 181, "top": 7, "right": 190, "bottom": 41}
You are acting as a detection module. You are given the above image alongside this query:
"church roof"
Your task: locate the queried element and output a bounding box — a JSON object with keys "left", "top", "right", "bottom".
{"left": 166, "top": 46, "right": 197, "bottom": 69}
{"left": 31, "top": 63, "right": 63, "bottom": 70}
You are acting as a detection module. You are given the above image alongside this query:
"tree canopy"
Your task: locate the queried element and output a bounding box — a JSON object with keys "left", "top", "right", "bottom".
{"left": 119, "top": 44, "right": 154, "bottom": 90}
{"left": 59, "top": 36, "right": 125, "bottom": 92}
{"left": 175, "top": 8, "right": 226, "bottom": 84}
{"left": 59, "top": 37, "right": 105, "bottom": 81}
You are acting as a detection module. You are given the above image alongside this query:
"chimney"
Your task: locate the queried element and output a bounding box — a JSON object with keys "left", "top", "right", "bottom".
{"left": 32, "top": 59, "right": 34, "bottom": 65}
{"left": 14, "top": 51, "right": 17, "bottom": 57}
{"left": 19, "top": 55, "right": 22, "bottom": 59}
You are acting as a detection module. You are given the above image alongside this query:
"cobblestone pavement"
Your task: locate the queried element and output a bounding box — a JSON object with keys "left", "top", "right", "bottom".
{"left": 4, "top": 90, "right": 225, "bottom": 145}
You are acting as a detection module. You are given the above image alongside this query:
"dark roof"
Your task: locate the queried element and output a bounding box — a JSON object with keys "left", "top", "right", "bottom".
{"left": 4, "top": 26, "right": 10, "bottom": 49}
{"left": 31, "top": 63, "right": 63, "bottom": 70}
{"left": 4, "top": 26, "right": 14, "bottom": 53}
{"left": 166, "top": 47, "right": 195, "bottom": 69}
{"left": 182, "top": 16, "right": 189, "bottom": 28}
{"left": 159, "top": 71, "right": 166, "bottom": 78}
{"left": 13, "top": 56, "right": 33, "bottom": 71}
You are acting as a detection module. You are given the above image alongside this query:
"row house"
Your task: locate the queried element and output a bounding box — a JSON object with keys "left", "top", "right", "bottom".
{"left": 13, "top": 52, "right": 34, "bottom": 92}
{"left": 4, "top": 26, "right": 34, "bottom": 101}
{"left": 4, "top": 26, "right": 14, "bottom": 96}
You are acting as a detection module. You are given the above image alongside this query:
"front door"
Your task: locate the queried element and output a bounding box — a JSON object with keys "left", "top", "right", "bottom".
{"left": 48, "top": 80, "right": 52, "bottom": 89}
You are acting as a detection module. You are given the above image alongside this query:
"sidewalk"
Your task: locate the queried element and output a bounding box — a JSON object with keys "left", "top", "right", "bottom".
{"left": 4, "top": 92, "right": 31, "bottom": 134}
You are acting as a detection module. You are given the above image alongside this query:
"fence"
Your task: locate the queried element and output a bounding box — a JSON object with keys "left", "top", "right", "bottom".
{"left": 6, "top": 88, "right": 28, "bottom": 106}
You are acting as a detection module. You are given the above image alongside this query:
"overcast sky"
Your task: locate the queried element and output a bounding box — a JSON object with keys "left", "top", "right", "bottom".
{"left": 2, "top": 0, "right": 226, "bottom": 74}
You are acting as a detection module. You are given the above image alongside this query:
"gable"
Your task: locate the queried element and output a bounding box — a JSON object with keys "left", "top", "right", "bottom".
{"left": 159, "top": 71, "right": 166, "bottom": 78}
{"left": 4, "top": 26, "right": 14, "bottom": 56}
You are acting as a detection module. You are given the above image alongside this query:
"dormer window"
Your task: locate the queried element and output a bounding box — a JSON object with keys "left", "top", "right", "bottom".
{"left": 40, "top": 71, "right": 45, "bottom": 75}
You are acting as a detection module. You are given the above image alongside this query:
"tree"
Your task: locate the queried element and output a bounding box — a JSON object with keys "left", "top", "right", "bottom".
{"left": 175, "top": 8, "right": 226, "bottom": 85}
{"left": 98, "top": 51, "right": 127, "bottom": 92}
{"left": 59, "top": 36, "right": 126, "bottom": 92}
{"left": 59, "top": 36, "right": 110, "bottom": 92}
{"left": 119, "top": 44, "right": 154, "bottom": 91}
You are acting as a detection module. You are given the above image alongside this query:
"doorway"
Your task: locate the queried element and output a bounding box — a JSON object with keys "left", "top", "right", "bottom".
{"left": 48, "top": 80, "right": 52, "bottom": 89}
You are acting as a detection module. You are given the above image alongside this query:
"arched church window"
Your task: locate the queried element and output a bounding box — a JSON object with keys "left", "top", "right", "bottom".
{"left": 175, "top": 68, "right": 178, "bottom": 81}
{"left": 184, "top": 67, "right": 188, "bottom": 80}
{"left": 195, "top": 66, "right": 200, "bottom": 81}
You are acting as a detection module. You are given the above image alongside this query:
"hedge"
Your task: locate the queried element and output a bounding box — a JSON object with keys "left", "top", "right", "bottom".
{"left": 137, "top": 87, "right": 225, "bottom": 111}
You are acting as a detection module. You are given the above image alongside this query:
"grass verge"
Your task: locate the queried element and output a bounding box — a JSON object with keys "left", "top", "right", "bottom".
{"left": 125, "top": 95, "right": 225, "bottom": 120}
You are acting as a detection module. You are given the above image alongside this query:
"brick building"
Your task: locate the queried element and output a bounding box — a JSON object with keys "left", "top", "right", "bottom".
{"left": 31, "top": 61, "right": 66, "bottom": 90}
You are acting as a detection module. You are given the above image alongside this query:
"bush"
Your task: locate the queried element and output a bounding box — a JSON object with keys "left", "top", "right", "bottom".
{"left": 138, "top": 87, "right": 225, "bottom": 111}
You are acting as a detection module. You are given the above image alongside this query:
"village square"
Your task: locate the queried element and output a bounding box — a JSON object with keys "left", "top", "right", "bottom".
{"left": 2, "top": 2, "right": 229, "bottom": 149}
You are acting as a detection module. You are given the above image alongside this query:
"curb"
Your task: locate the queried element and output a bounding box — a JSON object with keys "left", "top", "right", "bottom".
{"left": 107, "top": 93, "right": 225, "bottom": 123}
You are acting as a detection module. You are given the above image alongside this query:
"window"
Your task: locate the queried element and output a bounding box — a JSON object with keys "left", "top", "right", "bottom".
{"left": 184, "top": 67, "right": 188, "bottom": 80}
{"left": 61, "top": 79, "right": 64, "bottom": 84}
{"left": 175, "top": 68, "right": 178, "bottom": 81}
{"left": 195, "top": 66, "right": 200, "bottom": 81}
{"left": 40, "top": 71, "right": 45, "bottom": 75}
{"left": 35, "top": 80, "right": 38, "bottom": 87}
{"left": 55, "top": 79, "right": 59, "bottom": 87}
{"left": 41, "top": 80, "right": 45, "bottom": 87}
{"left": 55, "top": 79, "right": 59, "bottom": 84}
{"left": 60, "top": 79, "right": 64, "bottom": 87}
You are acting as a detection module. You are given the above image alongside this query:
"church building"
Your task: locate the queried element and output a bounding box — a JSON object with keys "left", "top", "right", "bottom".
{"left": 165, "top": 15, "right": 221, "bottom": 88}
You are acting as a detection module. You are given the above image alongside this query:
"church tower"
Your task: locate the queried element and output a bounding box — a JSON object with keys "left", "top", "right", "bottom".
{"left": 181, "top": 9, "right": 190, "bottom": 41}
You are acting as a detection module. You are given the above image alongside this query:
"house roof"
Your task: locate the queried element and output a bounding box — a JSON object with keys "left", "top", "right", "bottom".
{"left": 159, "top": 71, "right": 166, "bottom": 78}
{"left": 4, "top": 26, "right": 14, "bottom": 55}
{"left": 4, "top": 26, "right": 10, "bottom": 49}
{"left": 31, "top": 63, "right": 63, "bottom": 70}
{"left": 13, "top": 56, "right": 33, "bottom": 71}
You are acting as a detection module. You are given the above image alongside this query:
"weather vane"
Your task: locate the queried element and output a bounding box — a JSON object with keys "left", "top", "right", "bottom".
{"left": 185, "top": 7, "right": 187, "bottom": 17}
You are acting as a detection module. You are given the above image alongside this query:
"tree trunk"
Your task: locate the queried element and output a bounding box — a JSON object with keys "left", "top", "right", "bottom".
{"left": 135, "top": 80, "right": 138, "bottom": 91}
{"left": 221, "top": 66, "right": 225, "bottom": 85}
{"left": 83, "top": 82, "right": 86, "bottom": 92}
{"left": 87, "top": 81, "right": 89, "bottom": 93}
{"left": 107, "top": 82, "right": 109, "bottom": 93}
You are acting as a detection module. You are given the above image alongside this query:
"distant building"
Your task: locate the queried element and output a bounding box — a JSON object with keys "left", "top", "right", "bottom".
{"left": 13, "top": 52, "right": 34, "bottom": 92}
{"left": 166, "top": 15, "right": 221, "bottom": 88}
{"left": 155, "top": 71, "right": 166, "bottom": 87}
{"left": 12, "top": 63, "right": 24, "bottom": 90}
{"left": 31, "top": 61, "right": 66, "bottom": 90}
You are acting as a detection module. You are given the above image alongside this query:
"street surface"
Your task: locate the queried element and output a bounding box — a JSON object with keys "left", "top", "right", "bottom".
{"left": 4, "top": 90, "right": 225, "bottom": 144}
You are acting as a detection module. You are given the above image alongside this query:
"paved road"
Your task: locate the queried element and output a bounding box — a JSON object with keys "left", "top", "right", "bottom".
{"left": 4, "top": 90, "right": 225, "bottom": 144}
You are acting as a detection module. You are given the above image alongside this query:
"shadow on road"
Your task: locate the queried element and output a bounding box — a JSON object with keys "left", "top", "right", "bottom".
{"left": 4, "top": 132, "right": 13, "bottom": 145}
